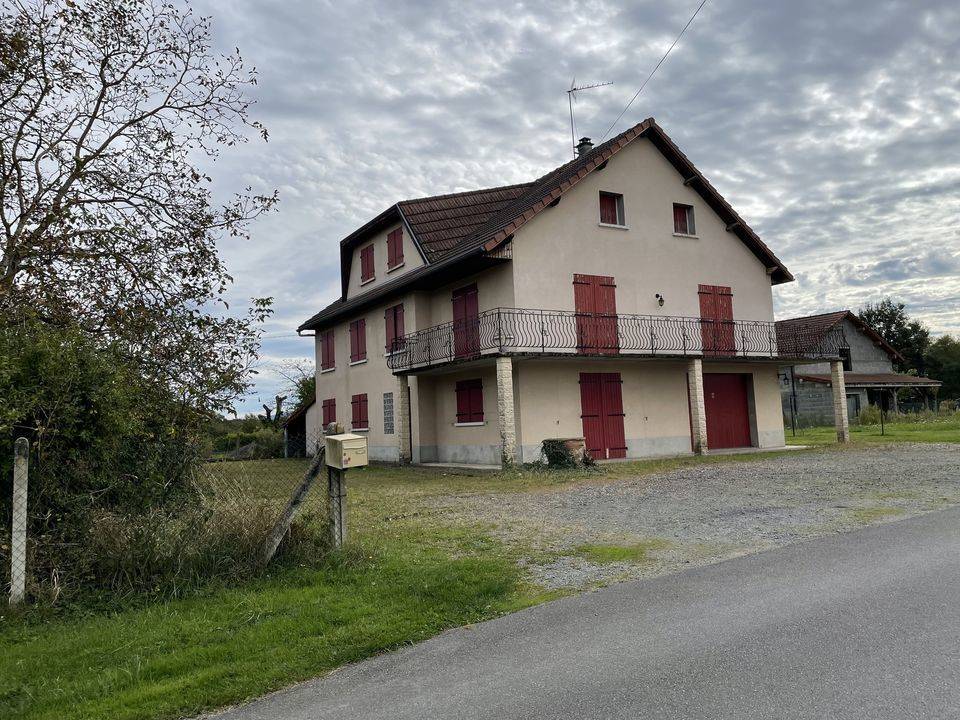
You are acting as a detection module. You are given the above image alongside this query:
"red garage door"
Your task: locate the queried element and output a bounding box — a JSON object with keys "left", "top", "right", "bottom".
{"left": 703, "top": 373, "right": 752, "bottom": 449}
{"left": 579, "top": 372, "right": 627, "bottom": 460}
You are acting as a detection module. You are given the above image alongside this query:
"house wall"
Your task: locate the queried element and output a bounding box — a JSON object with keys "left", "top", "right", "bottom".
{"left": 305, "top": 400, "right": 321, "bottom": 455}
{"left": 413, "top": 366, "right": 502, "bottom": 464}
{"left": 513, "top": 358, "right": 785, "bottom": 462}
{"left": 314, "top": 290, "right": 423, "bottom": 461}
{"left": 509, "top": 138, "right": 775, "bottom": 322}
{"left": 345, "top": 222, "right": 425, "bottom": 300}
{"left": 779, "top": 374, "right": 868, "bottom": 426}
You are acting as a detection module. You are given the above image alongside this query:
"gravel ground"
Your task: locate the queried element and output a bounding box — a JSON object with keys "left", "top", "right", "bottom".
{"left": 430, "top": 444, "right": 960, "bottom": 590}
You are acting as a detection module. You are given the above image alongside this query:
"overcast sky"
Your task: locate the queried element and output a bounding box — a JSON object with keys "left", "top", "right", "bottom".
{"left": 193, "top": 0, "right": 960, "bottom": 415}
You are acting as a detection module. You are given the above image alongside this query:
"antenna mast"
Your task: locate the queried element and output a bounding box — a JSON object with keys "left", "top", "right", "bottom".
{"left": 567, "top": 80, "right": 613, "bottom": 157}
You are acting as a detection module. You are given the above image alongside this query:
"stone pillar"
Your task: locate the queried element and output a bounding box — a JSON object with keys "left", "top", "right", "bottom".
{"left": 687, "top": 359, "right": 708, "bottom": 455}
{"left": 396, "top": 374, "right": 412, "bottom": 464}
{"left": 831, "top": 360, "right": 850, "bottom": 443}
{"left": 496, "top": 356, "right": 517, "bottom": 467}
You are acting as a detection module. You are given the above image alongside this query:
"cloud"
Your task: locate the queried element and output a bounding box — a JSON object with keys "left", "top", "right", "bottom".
{"left": 193, "top": 0, "right": 960, "bottom": 412}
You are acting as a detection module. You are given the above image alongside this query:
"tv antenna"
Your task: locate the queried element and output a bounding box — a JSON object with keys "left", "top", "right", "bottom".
{"left": 567, "top": 79, "right": 612, "bottom": 157}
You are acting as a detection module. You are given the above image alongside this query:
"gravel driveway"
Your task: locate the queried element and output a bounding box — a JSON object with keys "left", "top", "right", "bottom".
{"left": 430, "top": 444, "right": 960, "bottom": 590}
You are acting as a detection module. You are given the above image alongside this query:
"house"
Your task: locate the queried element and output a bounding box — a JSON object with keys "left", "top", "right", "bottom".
{"left": 281, "top": 397, "right": 320, "bottom": 457}
{"left": 777, "top": 311, "right": 942, "bottom": 425}
{"left": 298, "top": 118, "right": 850, "bottom": 467}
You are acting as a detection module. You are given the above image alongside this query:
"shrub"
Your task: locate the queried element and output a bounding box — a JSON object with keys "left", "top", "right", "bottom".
{"left": 858, "top": 404, "right": 882, "bottom": 425}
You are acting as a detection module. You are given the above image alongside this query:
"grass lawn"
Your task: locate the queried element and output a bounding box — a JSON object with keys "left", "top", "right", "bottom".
{"left": 1, "top": 437, "right": 953, "bottom": 720}
{"left": 786, "top": 416, "right": 960, "bottom": 446}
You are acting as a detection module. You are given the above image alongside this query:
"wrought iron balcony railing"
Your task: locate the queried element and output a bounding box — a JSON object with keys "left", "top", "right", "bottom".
{"left": 386, "top": 307, "right": 847, "bottom": 372}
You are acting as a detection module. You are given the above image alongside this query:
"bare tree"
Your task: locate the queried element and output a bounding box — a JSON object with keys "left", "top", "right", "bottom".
{"left": 0, "top": 0, "right": 277, "bottom": 414}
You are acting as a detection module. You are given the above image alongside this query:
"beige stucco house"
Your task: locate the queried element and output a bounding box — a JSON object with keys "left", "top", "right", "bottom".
{"left": 299, "top": 118, "right": 849, "bottom": 466}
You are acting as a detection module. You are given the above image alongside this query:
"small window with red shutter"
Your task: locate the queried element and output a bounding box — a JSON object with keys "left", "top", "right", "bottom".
{"left": 322, "top": 398, "right": 336, "bottom": 426}
{"left": 673, "top": 203, "right": 696, "bottom": 235}
{"left": 455, "top": 379, "right": 484, "bottom": 424}
{"left": 360, "top": 245, "right": 375, "bottom": 283}
{"left": 384, "top": 303, "right": 405, "bottom": 354}
{"left": 349, "top": 318, "right": 366, "bottom": 363}
{"left": 599, "top": 192, "right": 625, "bottom": 226}
{"left": 351, "top": 393, "right": 368, "bottom": 430}
{"left": 387, "top": 228, "right": 404, "bottom": 269}
{"left": 320, "top": 329, "right": 335, "bottom": 371}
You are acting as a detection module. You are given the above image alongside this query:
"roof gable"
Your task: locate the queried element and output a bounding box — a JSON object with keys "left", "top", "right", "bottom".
{"left": 307, "top": 117, "right": 795, "bottom": 331}
{"left": 775, "top": 310, "right": 905, "bottom": 363}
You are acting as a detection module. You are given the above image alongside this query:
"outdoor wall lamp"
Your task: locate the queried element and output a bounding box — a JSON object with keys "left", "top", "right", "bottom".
{"left": 655, "top": 293, "right": 665, "bottom": 307}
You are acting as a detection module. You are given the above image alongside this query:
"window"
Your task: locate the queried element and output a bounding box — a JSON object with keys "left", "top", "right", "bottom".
{"left": 360, "top": 245, "right": 375, "bottom": 283}
{"left": 455, "top": 379, "right": 484, "bottom": 424}
{"left": 351, "top": 393, "right": 368, "bottom": 430}
{"left": 320, "top": 329, "right": 335, "bottom": 371}
{"left": 387, "top": 228, "right": 404, "bottom": 269}
{"left": 599, "top": 192, "right": 625, "bottom": 226}
{"left": 384, "top": 303, "right": 405, "bottom": 354}
{"left": 383, "top": 392, "right": 394, "bottom": 434}
{"left": 673, "top": 203, "right": 696, "bottom": 235}
{"left": 839, "top": 347, "right": 852, "bottom": 372}
{"left": 322, "top": 398, "right": 336, "bottom": 427}
{"left": 349, "top": 318, "right": 366, "bottom": 363}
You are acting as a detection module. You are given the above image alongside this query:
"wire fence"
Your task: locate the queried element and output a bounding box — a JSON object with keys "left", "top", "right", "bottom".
{"left": 3, "top": 428, "right": 332, "bottom": 605}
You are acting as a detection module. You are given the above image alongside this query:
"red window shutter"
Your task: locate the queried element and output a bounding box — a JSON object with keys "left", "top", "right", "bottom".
{"left": 351, "top": 394, "right": 360, "bottom": 426}
{"left": 360, "top": 393, "right": 368, "bottom": 427}
{"left": 349, "top": 321, "right": 358, "bottom": 361}
{"left": 456, "top": 379, "right": 483, "bottom": 423}
{"left": 321, "top": 330, "right": 334, "bottom": 370}
{"left": 323, "top": 398, "right": 336, "bottom": 426}
{"left": 673, "top": 204, "right": 688, "bottom": 234}
{"left": 387, "top": 228, "right": 403, "bottom": 268}
{"left": 358, "top": 318, "right": 366, "bottom": 360}
{"left": 396, "top": 303, "right": 404, "bottom": 338}
{"left": 361, "top": 245, "right": 374, "bottom": 281}
{"left": 599, "top": 193, "right": 618, "bottom": 224}
{"left": 385, "top": 307, "right": 395, "bottom": 353}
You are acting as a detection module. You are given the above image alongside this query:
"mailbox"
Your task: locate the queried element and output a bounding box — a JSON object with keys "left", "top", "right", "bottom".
{"left": 325, "top": 433, "right": 369, "bottom": 469}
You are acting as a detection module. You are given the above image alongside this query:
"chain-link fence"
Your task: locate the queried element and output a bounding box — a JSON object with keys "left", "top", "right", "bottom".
{"left": 2, "top": 428, "right": 333, "bottom": 605}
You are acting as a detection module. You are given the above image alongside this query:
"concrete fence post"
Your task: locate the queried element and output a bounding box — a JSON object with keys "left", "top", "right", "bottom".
{"left": 10, "top": 437, "right": 29, "bottom": 606}
{"left": 327, "top": 467, "right": 346, "bottom": 548}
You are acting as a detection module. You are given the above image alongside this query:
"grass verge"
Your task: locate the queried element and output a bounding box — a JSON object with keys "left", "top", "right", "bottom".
{"left": 575, "top": 539, "right": 671, "bottom": 564}
{"left": 0, "top": 530, "right": 545, "bottom": 720}
{"left": 786, "top": 417, "right": 960, "bottom": 446}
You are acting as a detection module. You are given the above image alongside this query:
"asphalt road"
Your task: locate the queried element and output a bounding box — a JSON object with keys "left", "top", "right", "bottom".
{"left": 211, "top": 507, "right": 960, "bottom": 719}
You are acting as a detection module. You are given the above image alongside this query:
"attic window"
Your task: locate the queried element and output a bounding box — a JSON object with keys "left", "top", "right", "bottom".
{"left": 839, "top": 347, "right": 852, "bottom": 372}
{"left": 360, "top": 244, "right": 375, "bottom": 283}
{"left": 387, "top": 228, "right": 404, "bottom": 269}
{"left": 673, "top": 203, "right": 696, "bottom": 235}
{"left": 599, "top": 192, "right": 625, "bottom": 226}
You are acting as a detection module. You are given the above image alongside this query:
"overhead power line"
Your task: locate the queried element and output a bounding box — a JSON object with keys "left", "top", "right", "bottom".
{"left": 600, "top": 0, "right": 710, "bottom": 141}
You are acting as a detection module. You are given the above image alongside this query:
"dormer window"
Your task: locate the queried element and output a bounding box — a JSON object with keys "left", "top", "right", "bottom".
{"left": 387, "top": 228, "right": 404, "bottom": 269}
{"left": 599, "top": 192, "right": 625, "bottom": 226}
{"left": 673, "top": 203, "right": 696, "bottom": 235}
{"left": 360, "top": 244, "right": 375, "bottom": 283}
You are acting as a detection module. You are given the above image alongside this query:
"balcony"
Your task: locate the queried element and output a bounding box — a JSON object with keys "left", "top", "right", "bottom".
{"left": 386, "top": 307, "right": 847, "bottom": 373}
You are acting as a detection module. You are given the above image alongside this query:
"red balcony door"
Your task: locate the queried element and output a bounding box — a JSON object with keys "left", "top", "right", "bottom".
{"left": 452, "top": 284, "right": 480, "bottom": 359}
{"left": 698, "top": 284, "right": 735, "bottom": 356}
{"left": 579, "top": 372, "right": 627, "bottom": 460}
{"left": 703, "top": 373, "right": 752, "bottom": 449}
{"left": 574, "top": 274, "right": 618, "bottom": 354}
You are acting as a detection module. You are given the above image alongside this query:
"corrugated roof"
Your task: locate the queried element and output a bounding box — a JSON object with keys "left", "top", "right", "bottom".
{"left": 796, "top": 373, "right": 941, "bottom": 387}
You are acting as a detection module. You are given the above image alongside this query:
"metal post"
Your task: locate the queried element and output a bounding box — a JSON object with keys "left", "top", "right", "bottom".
{"left": 10, "top": 437, "right": 29, "bottom": 606}
{"left": 328, "top": 466, "right": 347, "bottom": 548}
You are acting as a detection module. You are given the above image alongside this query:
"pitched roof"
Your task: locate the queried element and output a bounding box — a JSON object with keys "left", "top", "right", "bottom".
{"left": 796, "top": 373, "right": 941, "bottom": 387}
{"left": 775, "top": 311, "right": 905, "bottom": 363}
{"left": 397, "top": 183, "right": 532, "bottom": 262}
{"left": 304, "top": 118, "right": 794, "bottom": 332}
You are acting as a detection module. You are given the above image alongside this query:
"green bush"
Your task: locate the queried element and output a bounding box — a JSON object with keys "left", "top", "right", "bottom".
{"left": 858, "top": 404, "right": 882, "bottom": 425}
{"left": 1, "top": 321, "right": 329, "bottom": 604}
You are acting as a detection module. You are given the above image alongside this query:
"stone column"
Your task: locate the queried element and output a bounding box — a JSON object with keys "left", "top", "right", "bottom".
{"left": 687, "top": 359, "right": 708, "bottom": 455}
{"left": 496, "top": 356, "right": 517, "bottom": 467}
{"left": 396, "top": 374, "right": 412, "bottom": 464}
{"left": 831, "top": 360, "right": 850, "bottom": 443}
